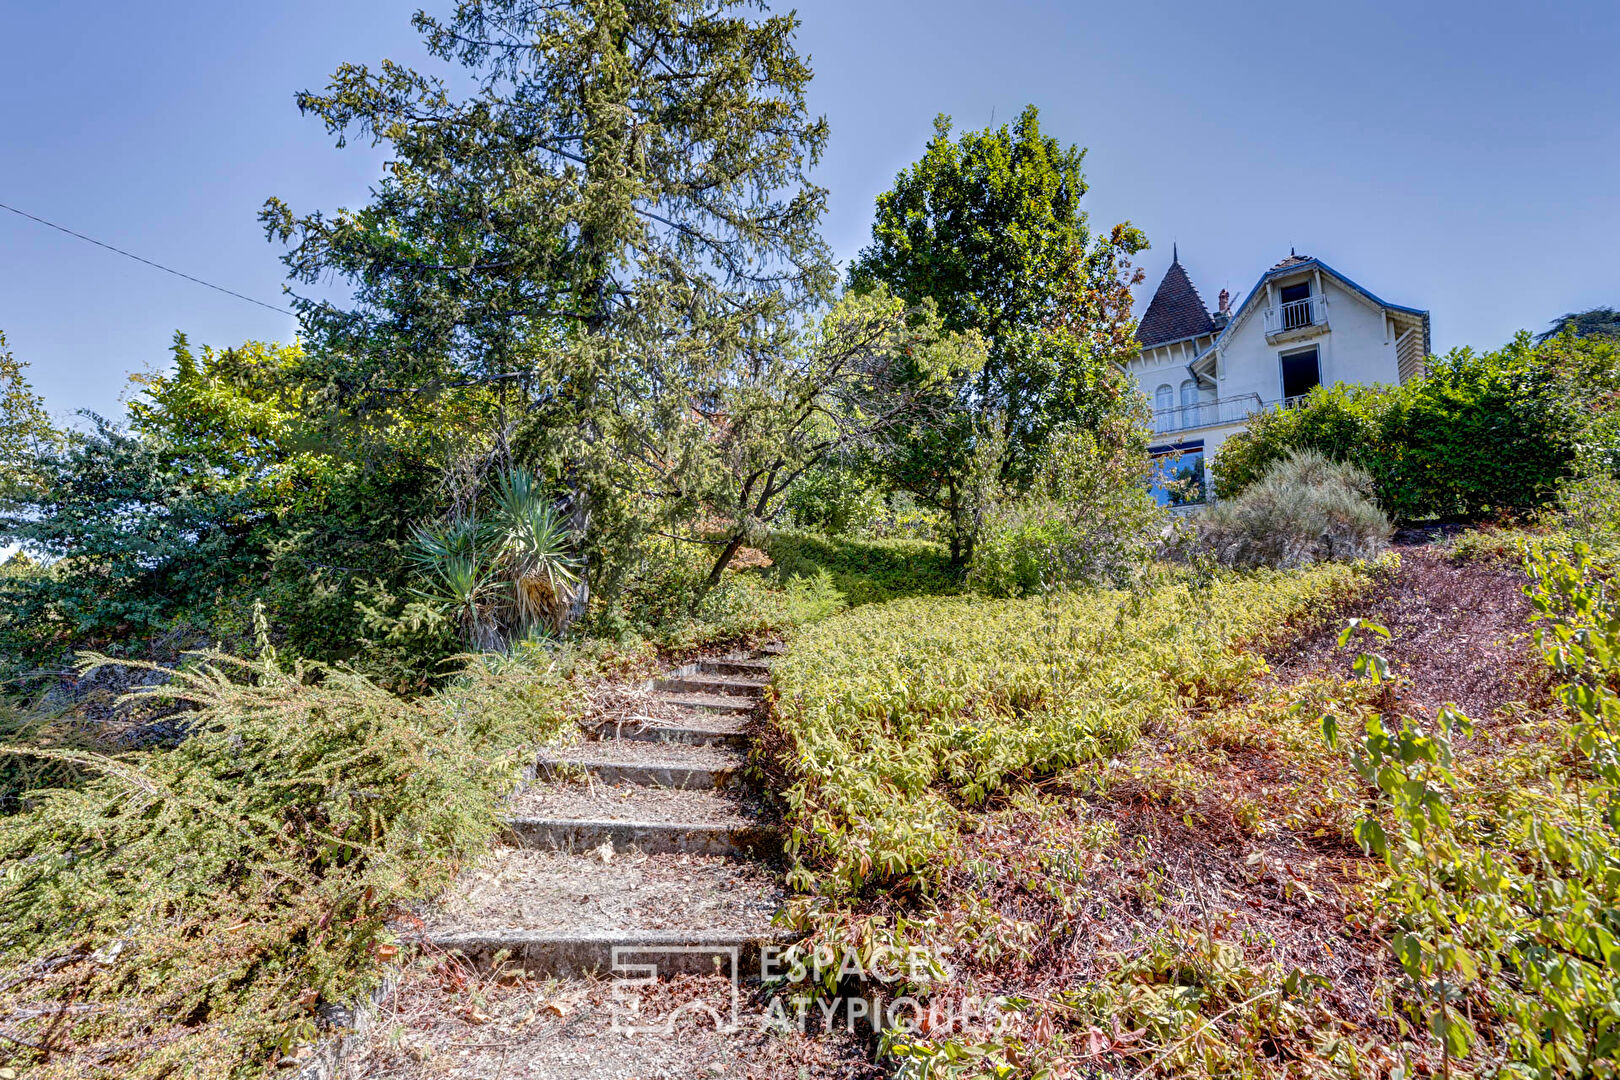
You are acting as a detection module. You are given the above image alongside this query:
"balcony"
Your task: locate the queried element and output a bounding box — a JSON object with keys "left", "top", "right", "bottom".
{"left": 1262, "top": 295, "right": 1329, "bottom": 343}
{"left": 1152, "top": 392, "right": 1264, "bottom": 435}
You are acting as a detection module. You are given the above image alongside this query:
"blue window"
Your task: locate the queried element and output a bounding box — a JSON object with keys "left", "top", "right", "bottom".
{"left": 1149, "top": 441, "right": 1206, "bottom": 506}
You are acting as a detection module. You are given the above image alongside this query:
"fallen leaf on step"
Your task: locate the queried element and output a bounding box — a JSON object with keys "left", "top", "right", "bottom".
{"left": 455, "top": 1004, "right": 494, "bottom": 1025}
{"left": 593, "top": 841, "right": 615, "bottom": 864}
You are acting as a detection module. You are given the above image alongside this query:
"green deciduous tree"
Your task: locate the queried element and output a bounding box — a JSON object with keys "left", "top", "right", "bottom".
{"left": 262, "top": 0, "right": 837, "bottom": 616}
{"left": 0, "top": 337, "right": 459, "bottom": 672}
{"left": 847, "top": 105, "right": 1147, "bottom": 560}
{"left": 0, "top": 331, "right": 55, "bottom": 491}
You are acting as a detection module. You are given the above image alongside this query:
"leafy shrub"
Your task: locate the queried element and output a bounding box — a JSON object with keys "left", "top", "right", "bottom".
{"left": 968, "top": 425, "right": 1163, "bottom": 597}
{"left": 780, "top": 460, "right": 890, "bottom": 537}
{"left": 1213, "top": 332, "right": 1620, "bottom": 521}
{"left": 1211, "top": 382, "right": 1383, "bottom": 501}
{"left": 579, "top": 535, "right": 837, "bottom": 651}
{"left": 0, "top": 339, "right": 453, "bottom": 672}
{"left": 765, "top": 529, "right": 961, "bottom": 607}
{"left": 1195, "top": 450, "right": 1392, "bottom": 570}
{"left": 1324, "top": 544, "right": 1620, "bottom": 1075}
{"left": 769, "top": 559, "right": 1371, "bottom": 896}
{"left": 0, "top": 641, "right": 589, "bottom": 1078}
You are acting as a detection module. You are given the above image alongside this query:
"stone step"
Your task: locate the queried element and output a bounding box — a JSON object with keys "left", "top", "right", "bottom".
{"left": 652, "top": 691, "right": 757, "bottom": 715}
{"left": 535, "top": 742, "right": 744, "bottom": 790}
{"left": 417, "top": 847, "right": 788, "bottom": 977}
{"left": 700, "top": 656, "right": 771, "bottom": 677}
{"left": 423, "top": 926, "right": 797, "bottom": 977}
{"left": 505, "top": 817, "right": 777, "bottom": 857}
{"left": 506, "top": 781, "right": 775, "bottom": 856}
{"left": 655, "top": 673, "right": 768, "bottom": 698}
{"left": 594, "top": 717, "right": 747, "bottom": 748}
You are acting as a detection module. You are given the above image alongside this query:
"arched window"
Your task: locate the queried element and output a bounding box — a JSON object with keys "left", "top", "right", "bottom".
{"left": 1180, "top": 379, "right": 1200, "bottom": 426}
{"left": 1155, "top": 384, "right": 1173, "bottom": 413}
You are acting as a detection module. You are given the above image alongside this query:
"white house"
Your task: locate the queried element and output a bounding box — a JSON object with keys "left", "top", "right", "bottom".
{"left": 1124, "top": 248, "right": 1430, "bottom": 503}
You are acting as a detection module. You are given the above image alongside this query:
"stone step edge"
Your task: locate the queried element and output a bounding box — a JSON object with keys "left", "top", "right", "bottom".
{"left": 534, "top": 757, "right": 741, "bottom": 790}
{"left": 591, "top": 717, "right": 747, "bottom": 748}
{"left": 701, "top": 657, "right": 771, "bottom": 675}
{"left": 419, "top": 927, "right": 800, "bottom": 976}
{"left": 656, "top": 695, "right": 757, "bottom": 715}
{"left": 656, "top": 674, "right": 770, "bottom": 693}
{"left": 503, "top": 816, "right": 779, "bottom": 857}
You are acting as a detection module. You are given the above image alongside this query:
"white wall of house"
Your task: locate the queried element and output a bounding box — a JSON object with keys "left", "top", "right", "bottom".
{"left": 1215, "top": 273, "right": 1402, "bottom": 406}
{"left": 1126, "top": 254, "right": 1430, "bottom": 502}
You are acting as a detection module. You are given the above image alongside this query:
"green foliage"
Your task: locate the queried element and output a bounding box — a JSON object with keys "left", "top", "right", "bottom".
{"left": 262, "top": 0, "right": 838, "bottom": 604}
{"left": 407, "top": 467, "right": 582, "bottom": 650}
{"left": 968, "top": 418, "right": 1163, "bottom": 597}
{"left": 0, "top": 414, "right": 267, "bottom": 653}
{"left": 1194, "top": 450, "right": 1393, "bottom": 570}
{"left": 0, "top": 642, "right": 587, "bottom": 1078}
{"left": 580, "top": 535, "right": 829, "bottom": 651}
{"left": 780, "top": 459, "right": 889, "bottom": 537}
{"left": 1324, "top": 545, "right": 1620, "bottom": 1077}
{"left": 647, "top": 286, "right": 986, "bottom": 589}
{"left": 770, "top": 560, "right": 1370, "bottom": 897}
{"left": 0, "top": 337, "right": 458, "bottom": 673}
{"left": 848, "top": 105, "right": 1148, "bottom": 556}
{"left": 1213, "top": 332, "right": 1620, "bottom": 521}
{"left": 1537, "top": 306, "right": 1620, "bottom": 344}
{"left": 764, "top": 529, "right": 961, "bottom": 608}
{"left": 0, "top": 330, "right": 55, "bottom": 491}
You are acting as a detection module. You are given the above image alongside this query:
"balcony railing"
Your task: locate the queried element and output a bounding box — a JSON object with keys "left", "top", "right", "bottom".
{"left": 1152, "top": 392, "right": 1264, "bottom": 435}
{"left": 1263, "top": 295, "right": 1329, "bottom": 338}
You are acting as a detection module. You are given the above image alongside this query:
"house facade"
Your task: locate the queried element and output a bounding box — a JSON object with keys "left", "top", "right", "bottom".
{"left": 1125, "top": 249, "right": 1430, "bottom": 503}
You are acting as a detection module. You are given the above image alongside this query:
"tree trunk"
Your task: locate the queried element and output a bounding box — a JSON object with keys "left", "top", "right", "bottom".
{"left": 703, "top": 530, "right": 750, "bottom": 592}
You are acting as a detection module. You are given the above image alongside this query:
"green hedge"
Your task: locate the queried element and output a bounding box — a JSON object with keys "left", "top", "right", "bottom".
{"left": 1213, "top": 332, "right": 1620, "bottom": 521}
{"left": 764, "top": 529, "right": 961, "bottom": 607}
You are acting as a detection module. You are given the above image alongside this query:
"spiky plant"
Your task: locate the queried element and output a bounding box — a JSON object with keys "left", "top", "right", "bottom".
{"left": 490, "top": 469, "right": 581, "bottom": 638}
{"left": 407, "top": 469, "right": 582, "bottom": 651}
{"left": 408, "top": 517, "right": 502, "bottom": 651}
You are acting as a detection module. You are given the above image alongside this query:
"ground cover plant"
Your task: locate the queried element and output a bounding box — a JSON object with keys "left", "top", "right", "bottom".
{"left": 771, "top": 529, "right": 1620, "bottom": 1080}
{"left": 0, "top": 636, "right": 639, "bottom": 1079}
{"left": 765, "top": 530, "right": 963, "bottom": 607}
{"left": 767, "top": 558, "right": 1374, "bottom": 899}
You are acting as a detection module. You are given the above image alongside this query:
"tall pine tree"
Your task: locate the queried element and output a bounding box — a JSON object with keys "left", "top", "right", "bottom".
{"left": 263, "top": 0, "right": 835, "bottom": 606}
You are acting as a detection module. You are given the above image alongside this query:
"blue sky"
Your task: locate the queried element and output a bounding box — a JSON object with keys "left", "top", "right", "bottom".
{"left": 2, "top": 0, "right": 1616, "bottom": 423}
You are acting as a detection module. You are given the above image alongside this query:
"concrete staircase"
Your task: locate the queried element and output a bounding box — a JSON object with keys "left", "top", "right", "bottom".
{"left": 416, "top": 649, "right": 791, "bottom": 978}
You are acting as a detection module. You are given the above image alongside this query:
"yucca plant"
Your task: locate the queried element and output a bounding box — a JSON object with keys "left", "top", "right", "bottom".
{"left": 409, "top": 517, "right": 502, "bottom": 651}
{"left": 490, "top": 468, "right": 582, "bottom": 639}
{"left": 407, "top": 469, "right": 582, "bottom": 652}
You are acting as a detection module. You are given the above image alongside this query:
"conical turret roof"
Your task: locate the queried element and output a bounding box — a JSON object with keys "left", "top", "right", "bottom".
{"left": 1136, "top": 251, "right": 1216, "bottom": 347}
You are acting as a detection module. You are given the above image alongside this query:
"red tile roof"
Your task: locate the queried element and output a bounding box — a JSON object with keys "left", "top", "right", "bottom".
{"left": 1136, "top": 257, "right": 1215, "bottom": 347}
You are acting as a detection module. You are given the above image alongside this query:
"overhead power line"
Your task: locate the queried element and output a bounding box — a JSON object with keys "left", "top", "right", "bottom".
{"left": 0, "top": 199, "right": 292, "bottom": 315}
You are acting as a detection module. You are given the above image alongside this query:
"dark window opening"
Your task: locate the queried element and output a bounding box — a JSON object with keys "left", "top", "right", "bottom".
{"left": 1280, "top": 347, "right": 1320, "bottom": 403}
{"left": 1279, "top": 281, "right": 1312, "bottom": 329}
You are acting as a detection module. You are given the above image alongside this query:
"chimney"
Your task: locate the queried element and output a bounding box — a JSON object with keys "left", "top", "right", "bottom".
{"left": 1218, "top": 289, "right": 1232, "bottom": 316}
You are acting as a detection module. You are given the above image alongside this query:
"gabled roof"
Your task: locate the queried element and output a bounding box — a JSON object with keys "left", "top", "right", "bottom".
{"left": 1220, "top": 255, "right": 1430, "bottom": 354}
{"left": 1136, "top": 251, "right": 1216, "bottom": 348}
